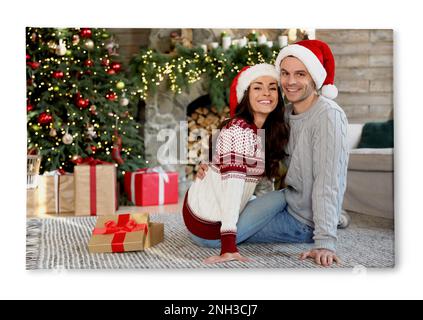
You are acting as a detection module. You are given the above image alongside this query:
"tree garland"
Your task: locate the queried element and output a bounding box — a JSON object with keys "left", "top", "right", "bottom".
{"left": 128, "top": 44, "right": 282, "bottom": 112}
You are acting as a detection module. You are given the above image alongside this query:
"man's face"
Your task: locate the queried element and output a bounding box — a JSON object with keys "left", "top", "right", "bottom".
{"left": 280, "top": 56, "right": 316, "bottom": 104}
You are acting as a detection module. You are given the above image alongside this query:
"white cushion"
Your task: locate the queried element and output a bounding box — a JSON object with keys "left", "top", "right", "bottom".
{"left": 347, "top": 124, "right": 364, "bottom": 150}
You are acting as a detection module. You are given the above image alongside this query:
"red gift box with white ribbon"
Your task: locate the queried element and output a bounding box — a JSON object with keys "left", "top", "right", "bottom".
{"left": 124, "top": 167, "right": 178, "bottom": 206}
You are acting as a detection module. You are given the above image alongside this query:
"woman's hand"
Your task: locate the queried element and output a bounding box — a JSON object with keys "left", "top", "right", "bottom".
{"left": 195, "top": 163, "right": 209, "bottom": 180}
{"left": 204, "top": 252, "right": 252, "bottom": 264}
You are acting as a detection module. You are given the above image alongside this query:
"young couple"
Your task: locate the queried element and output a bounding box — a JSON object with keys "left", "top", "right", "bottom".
{"left": 182, "top": 39, "right": 349, "bottom": 267}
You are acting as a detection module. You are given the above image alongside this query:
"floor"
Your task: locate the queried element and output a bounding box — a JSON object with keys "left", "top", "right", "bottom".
{"left": 26, "top": 186, "right": 395, "bottom": 269}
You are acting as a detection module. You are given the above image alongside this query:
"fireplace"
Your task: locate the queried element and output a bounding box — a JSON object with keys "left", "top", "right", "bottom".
{"left": 186, "top": 95, "right": 229, "bottom": 181}
{"left": 142, "top": 80, "right": 226, "bottom": 191}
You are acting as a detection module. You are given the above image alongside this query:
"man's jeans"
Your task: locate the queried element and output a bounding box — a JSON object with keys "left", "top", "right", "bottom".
{"left": 189, "top": 189, "right": 314, "bottom": 248}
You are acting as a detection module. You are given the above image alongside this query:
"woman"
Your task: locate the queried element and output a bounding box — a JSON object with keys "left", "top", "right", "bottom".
{"left": 182, "top": 64, "right": 289, "bottom": 264}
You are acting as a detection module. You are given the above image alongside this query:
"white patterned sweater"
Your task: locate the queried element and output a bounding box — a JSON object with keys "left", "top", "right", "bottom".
{"left": 187, "top": 118, "right": 265, "bottom": 243}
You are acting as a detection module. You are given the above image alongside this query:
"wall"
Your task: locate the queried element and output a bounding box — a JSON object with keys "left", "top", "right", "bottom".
{"left": 109, "top": 28, "right": 394, "bottom": 124}
{"left": 317, "top": 29, "right": 393, "bottom": 123}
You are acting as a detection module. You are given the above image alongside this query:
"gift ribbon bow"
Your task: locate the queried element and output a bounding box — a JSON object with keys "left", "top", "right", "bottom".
{"left": 130, "top": 166, "right": 169, "bottom": 205}
{"left": 93, "top": 214, "right": 148, "bottom": 252}
{"left": 77, "top": 157, "right": 114, "bottom": 216}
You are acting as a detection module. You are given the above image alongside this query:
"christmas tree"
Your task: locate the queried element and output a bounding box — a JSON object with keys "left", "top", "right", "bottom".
{"left": 26, "top": 27, "right": 145, "bottom": 179}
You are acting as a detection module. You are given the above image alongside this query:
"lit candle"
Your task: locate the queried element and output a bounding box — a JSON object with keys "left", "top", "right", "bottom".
{"left": 288, "top": 28, "right": 297, "bottom": 42}
{"left": 200, "top": 44, "right": 207, "bottom": 53}
{"left": 222, "top": 35, "right": 231, "bottom": 50}
{"left": 258, "top": 34, "right": 267, "bottom": 45}
{"left": 238, "top": 37, "right": 247, "bottom": 48}
{"left": 266, "top": 41, "right": 273, "bottom": 48}
{"left": 305, "top": 28, "right": 316, "bottom": 40}
{"left": 210, "top": 42, "right": 219, "bottom": 49}
{"left": 278, "top": 35, "right": 288, "bottom": 47}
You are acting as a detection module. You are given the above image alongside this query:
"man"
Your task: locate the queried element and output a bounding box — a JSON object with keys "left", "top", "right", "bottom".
{"left": 196, "top": 39, "right": 348, "bottom": 267}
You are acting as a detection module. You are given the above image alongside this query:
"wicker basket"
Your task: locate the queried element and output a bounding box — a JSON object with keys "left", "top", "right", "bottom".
{"left": 27, "top": 155, "right": 41, "bottom": 189}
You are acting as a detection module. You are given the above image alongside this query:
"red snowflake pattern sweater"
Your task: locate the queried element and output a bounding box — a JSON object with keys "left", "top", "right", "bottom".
{"left": 182, "top": 118, "right": 265, "bottom": 254}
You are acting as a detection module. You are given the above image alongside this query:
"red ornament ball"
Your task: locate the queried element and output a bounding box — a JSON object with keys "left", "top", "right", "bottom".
{"left": 106, "top": 91, "right": 117, "bottom": 101}
{"left": 76, "top": 98, "right": 90, "bottom": 109}
{"left": 80, "top": 28, "right": 92, "bottom": 38}
{"left": 107, "top": 69, "right": 116, "bottom": 75}
{"left": 111, "top": 62, "right": 122, "bottom": 72}
{"left": 26, "top": 54, "right": 30, "bottom": 60}
{"left": 52, "top": 70, "right": 64, "bottom": 79}
{"left": 27, "top": 104, "right": 34, "bottom": 112}
{"left": 71, "top": 155, "right": 83, "bottom": 164}
{"left": 27, "top": 61, "right": 40, "bottom": 70}
{"left": 90, "top": 146, "right": 97, "bottom": 153}
{"left": 84, "top": 59, "right": 94, "bottom": 67}
{"left": 38, "top": 112, "right": 53, "bottom": 125}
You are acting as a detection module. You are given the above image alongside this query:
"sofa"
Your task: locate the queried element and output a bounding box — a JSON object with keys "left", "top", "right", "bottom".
{"left": 343, "top": 123, "right": 394, "bottom": 219}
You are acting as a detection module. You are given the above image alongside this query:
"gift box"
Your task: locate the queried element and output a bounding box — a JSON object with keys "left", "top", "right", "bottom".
{"left": 124, "top": 167, "right": 178, "bottom": 206}
{"left": 27, "top": 187, "right": 39, "bottom": 217}
{"left": 74, "top": 158, "right": 118, "bottom": 216}
{"left": 88, "top": 213, "right": 164, "bottom": 253}
{"left": 37, "top": 171, "right": 74, "bottom": 215}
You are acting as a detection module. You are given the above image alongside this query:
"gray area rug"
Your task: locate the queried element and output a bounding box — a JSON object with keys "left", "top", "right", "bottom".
{"left": 26, "top": 212, "right": 394, "bottom": 269}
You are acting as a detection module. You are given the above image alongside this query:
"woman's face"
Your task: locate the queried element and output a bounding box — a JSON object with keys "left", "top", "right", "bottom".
{"left": 248, "top": 76, "right": 279, "bottom": 116}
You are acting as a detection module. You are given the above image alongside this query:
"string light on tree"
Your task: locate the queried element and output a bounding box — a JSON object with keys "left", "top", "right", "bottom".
{"left": 26, "top": 27, "right": 146, "bottom": 177}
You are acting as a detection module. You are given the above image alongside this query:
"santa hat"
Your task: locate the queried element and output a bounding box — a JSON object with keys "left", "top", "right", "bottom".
{"left": 229, "top": 63, "right": 280, "bottom": 117}
{"left": 274, "top": 39, "right": 338, "bottom": 99}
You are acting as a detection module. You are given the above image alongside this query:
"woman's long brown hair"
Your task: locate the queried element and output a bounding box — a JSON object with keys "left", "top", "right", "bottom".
{"left": 216, "top": 86, "right": 289, "bottom": 179}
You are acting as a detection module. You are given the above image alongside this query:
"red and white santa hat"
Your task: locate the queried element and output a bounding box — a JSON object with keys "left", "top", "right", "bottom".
{"left": 229, "top": 63, "right": 280, "bottom": 117}
{"left": 274, "top": 39, "right": 338, "bottom": 99}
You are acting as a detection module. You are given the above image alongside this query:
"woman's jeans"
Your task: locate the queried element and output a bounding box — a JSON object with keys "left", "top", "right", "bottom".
{"left": 189, "top": 189, "right": 314, "bottom": 248}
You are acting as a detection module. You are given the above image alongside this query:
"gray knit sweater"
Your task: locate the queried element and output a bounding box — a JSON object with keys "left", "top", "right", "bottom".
{"left": 284, "top": 96, "right": 348, "bottom": 252}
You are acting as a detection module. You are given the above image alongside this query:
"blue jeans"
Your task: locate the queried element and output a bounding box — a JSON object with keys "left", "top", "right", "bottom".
{"left": 189, "top": 189, "right": 314, "bottom": 248}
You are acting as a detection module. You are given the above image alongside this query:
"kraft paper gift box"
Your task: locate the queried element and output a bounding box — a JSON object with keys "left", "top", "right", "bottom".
{"left": 88, "top": 213, "right": 164, "bottom": 253}
{"left": 37, "top": 171, "right": 74, "bottom": 215}
{"left": 27, "top": 187, "right": 39, "bottom": 217}
{"left": 74, "top": 159, "right": 118, "bottom": 216}
{"left": 124, "top": 167, "right": 178, "bottom": 206}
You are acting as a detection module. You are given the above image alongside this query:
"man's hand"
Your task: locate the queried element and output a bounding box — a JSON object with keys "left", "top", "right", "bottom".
{"left": 195, "top": 163, "right": 209, "bottom": 180}
{"left": 300, "top": 249, "right": 341, "bottom": 267}
{"left": 204, "top": 252, "right": 252, "bottom": 264}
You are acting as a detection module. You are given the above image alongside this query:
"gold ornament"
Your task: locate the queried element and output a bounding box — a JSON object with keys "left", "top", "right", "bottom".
{"left": 84, "top": 39, "right": 94, "bottom": 51}
{"left": 116, "top": 81, "right": 125, "bottom": 90}
{"left": 62, "top": 133, "right": 73, "bottom": 145}
{"left": 49, "top": 128, "right": 57, "bottom": 137}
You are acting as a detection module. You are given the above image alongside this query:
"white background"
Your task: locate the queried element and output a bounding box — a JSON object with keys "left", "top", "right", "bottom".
{"left": 1, "top": 0, "right": 421, "bottom": 300}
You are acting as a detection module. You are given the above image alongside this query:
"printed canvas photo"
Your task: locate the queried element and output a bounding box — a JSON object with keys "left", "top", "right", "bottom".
{"left": 25, "top": 28, "right": 394, "bottom": 270}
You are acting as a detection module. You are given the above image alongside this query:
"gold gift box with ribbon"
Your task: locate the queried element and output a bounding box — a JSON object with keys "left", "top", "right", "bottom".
{"left": 38, "top": 173, "right": 74, "bottom": 215}
{"left": 88, "top": 213, "right": 164, "bottom": 253}
{"left": 27, "top": 187, "right": 39, "bottom": 217}
{"left": 74, "top": 159, "right": 118, "bottom": 216}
